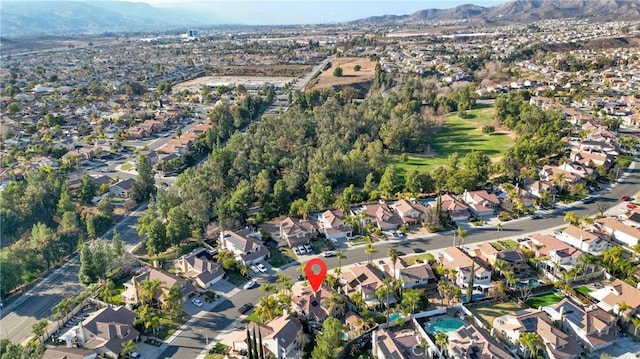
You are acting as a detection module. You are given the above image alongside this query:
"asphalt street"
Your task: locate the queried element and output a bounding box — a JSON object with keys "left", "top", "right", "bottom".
{"left": 0, "top": 206, "right": 146, "bottom": 343}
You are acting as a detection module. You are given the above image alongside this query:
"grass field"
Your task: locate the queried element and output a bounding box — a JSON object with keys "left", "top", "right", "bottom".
{"left": 269, "top": 246, "right": 296, "bottom": 268}
{"left": 402, "top": 253, "right": 435, "bottom": 266}
{"left": 243, "top": 312, "right": 263, "bottom": 324}
{"left": 471, "top": 301, "right": 525, "bottom": 327}
{"left": 576, "top": 286, "right": 591, "bottom": 296}
{"left": 311, "top": 57, "right": 375, "bottom": 90}
{"left": 388, "top": 105, "right": 512, "bottom": 175}
{"left": 526, "top": 292, "right": 563, "bottom": 308}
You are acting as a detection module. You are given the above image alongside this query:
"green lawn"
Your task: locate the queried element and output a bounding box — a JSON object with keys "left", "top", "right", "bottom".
{"left": 388, "top": 106, "right": 512, "bottom": 175}
{"left": 121, "top": 162, "right": 135, "bottom": 171}
{"left": 576, "top": 286, "right": 591, "bottom": 297}
{"left": 491, "top": 242, "right": 505, "bottom": 251}
{"left": 499, "top": 240, "right": 520, "bottom": 250}
{"left": 243, "top": 312, "right": 263, "bottom": 324}
{"left": 526, "top": 292, "right": 563, "bottom": 308}
{"left": 471, "top": 301, "right": 525, "bottom": 327}
{"left": 311, "top": 239, "right": 334, "bottom": 254}
{"left": 402, "top": 253, "right": 435, "bottom": 266}
{"left": 226, "top": 271, "right": 248, "bottom": 287}
{"left": 268, "top": 246, "right": 296, "bottom": 268}
{"left": 349, "top": 236, "right": 370, "bottom": 246}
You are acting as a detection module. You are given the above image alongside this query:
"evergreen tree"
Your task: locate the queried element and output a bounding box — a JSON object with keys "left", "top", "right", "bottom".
{"left": 78, "top": 175, "right": 96, "bottom": 204}
{"left": 79, "top": 245, "right": 96, "bottom": 285}
{"left": 85, "top": 213, "right": 96, "bottom": 239}
{"left": 131, "top": 154, "right": 156, "bottom": 203}
{"left": 112, "top": 229, "right": 124, "bottom": 256}
{"left": 56, "top": 188, "right": 75, "bottom": 216}
{"left": 246, "top": 328, "right": 254, "bottom": 359}
{"left": 258, "top": 330, "right": 265, "bottom": 359}
{"left": 466, "top": 263, "right": 475, "bottom": 303}
{"left": 252, "top": 328, "right": 259, "bottom": 359}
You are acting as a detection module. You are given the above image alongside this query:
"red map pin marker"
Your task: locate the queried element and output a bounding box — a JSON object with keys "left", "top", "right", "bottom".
{"left": 305, "top": 258, "right": 327, "bottom": 292}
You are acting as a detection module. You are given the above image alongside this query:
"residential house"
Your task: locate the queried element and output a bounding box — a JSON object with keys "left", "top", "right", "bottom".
{"left": 493, "top": 309, "right": 581, "bottom": 359}
{"left": 521, "top": 234, "right": 583, "bottom": 278}
{"left": 278, "top": 217, "right": 317, "bottom": 248}
{"left": 236, "top": 314, "right": 304, "bottom": 359}
{"left": 175, "top": 248, "right": 225, "bottom": 289}
{"left": 393, "top": 199, "right": 429, "bottom": 226}
{"left": 557, "top": 225, "right": 609, "bottom": 254}
{"left": 357, "top": 203, "right": 400, "bottom": 230}
{"left": 446, "top": 322, "right": 512, "bottom": 359}
{"left": 523, "top": 179, "right": 557, "bottom": 199}
{"left": 595, "top": 218, "right": 640, "bottom": 247}
{"left": 219, "top": 227, "right": 269, "bottom": 265}
{"left": 473, "top": 242, "right": 528, "bottom": 274}
{"left": 570, "top": 150, "right": 614, "bottom": 170}
{"left": 109, "top": 178, "right": 135, "bottom": 198}
{"left": 558, "top": 162, "right": 595, "bottom": 180}
{"left": 436, "top": 247, "right": 492, "bottom": 291}
{"left": 376, "top": 257, "right": 437, "bottom": 288}
{"left": 539, "top": 166, "right": 582, "bottom": 188}
{"left": 545, "top": 299, "right": 619, "bottom": 352}
{"left": 291, "top": 285, "right": 334, "bottom": 322}
{"left": 462, "top": 190, "right": 500, "bottom": 218}
{"left": 625, "top": 207, "right": 640, "bottom": 227}
{"left": 588, "top": 279, "right": 640, "bottom": 317}
{"left": 434, "top": 194, "right": 471, "bottom": 221}
{"left": 121, "top": 267, "right": 195, "bottom": 306}
{"left": 42, "top": 347, "right": 97, "bottom": 359}
{"left": 372, "top": 328, "right": 422, "bottom": 359}
{"left": 319, "top": 210, "right": 353, "bottom": 240}
{"left": 341, "top": 264, "right": 396, "bottom": 307}
{"left": 58, "top": 306, "right": 139, "bottom": 359}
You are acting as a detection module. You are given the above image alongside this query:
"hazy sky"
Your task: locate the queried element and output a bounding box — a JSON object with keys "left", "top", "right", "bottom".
{"left": 135, "top": 0, "right": 507, "bottom": 25}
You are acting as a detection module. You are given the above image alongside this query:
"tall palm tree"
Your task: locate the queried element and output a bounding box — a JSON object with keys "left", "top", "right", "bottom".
{"left": 388, "top": 248, "right": 399, "bottom": 277}
{"left": 276, "top": 273, "right": 292, "bottom": 294}
{"left": 496, "top": 223, "right": 503, "bottom": 240}
{"left": 138, "top": 278, "right": 162, "bottom": 305}
{"left": 162, "top": 285, "right": 184, "bottom": 319}
{"left": 504, "top": 270, "right": 517, "bottom": 290}
{"left": 437, "top": 280, "right": 448, "bottom": 306}
{"left": 261, "top": 283, "right": 277, "bottom": 295}
{"left": 563, "top": 211, "right": 579, "bottom": 226}
{"left": 493, "top": 259, "right": 507, "bottom": 279}
{"left": 255, "top": 296, "right": 280, "bottom": 322}
{"left": 457, "top": 226, "right": 466, "bottom": 247}
{"left": 434, "top": 332, "right": 448, "bottom": 357}
{"left": 120, "top": 339, "right": 138, "bottom": 358}
{"left": 365, "top": 237, "right": 377, "bottom": 264}
{"left": 400, "top": 288, "right": 422, "bottom": 320}
{"left": 336, "top": 251, "right": 346, "bottom": 272}
{"left": 518, "top": 332, "right": 542, "bottom": 359}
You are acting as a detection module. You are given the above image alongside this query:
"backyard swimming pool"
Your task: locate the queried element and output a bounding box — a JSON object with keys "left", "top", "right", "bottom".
{"left": 427, "top": 318, "right": 464, "bottom": 333}
{"left": 389, "top": 313, "right": 401, "bottom": 322}
{"left": 518, "top": 279, "right": 541, "bottom": 288}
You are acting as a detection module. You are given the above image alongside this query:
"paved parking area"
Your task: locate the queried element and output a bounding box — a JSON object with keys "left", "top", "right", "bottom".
{"left": 592, "top": 337, "right": 640, "bottom": 359}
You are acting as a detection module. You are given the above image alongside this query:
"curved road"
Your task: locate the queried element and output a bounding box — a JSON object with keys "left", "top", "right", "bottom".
{"left": 161, "top": 157, "right": 640, "bottom": 359}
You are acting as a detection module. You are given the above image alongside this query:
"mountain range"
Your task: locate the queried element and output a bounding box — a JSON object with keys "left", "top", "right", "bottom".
{"left": 1, "top": 0, "right": 640, "bottom": 38}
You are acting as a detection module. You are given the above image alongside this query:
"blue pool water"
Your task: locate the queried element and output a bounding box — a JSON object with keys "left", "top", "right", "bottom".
{"left": 389, "top": 313, "right": 401, "bottom": 322}
{"left": 460, "top": 293, "right": 486, "bottom": 302}
{"left": 518, "top": 279, "right": 540, "bottom": 288}
{"left": 428, "top": 318, "right": 465, "bottom": 333}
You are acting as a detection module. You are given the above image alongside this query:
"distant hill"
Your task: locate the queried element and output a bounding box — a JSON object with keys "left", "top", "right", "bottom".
{"left": 0, "top": 1, "right": 207, "bottom": 37}
{"left": 354, "top": 0, "right": 640, "bottom": 25}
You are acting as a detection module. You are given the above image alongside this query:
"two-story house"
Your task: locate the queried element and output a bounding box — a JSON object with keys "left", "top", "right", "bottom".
{"left": 521, "top": 234, "right": 583, "bottom": 279}
{"left": 291, "top": 285, "right": 335, "bottom": 322}
{"left": 376, "top": 257, "right": 437, "bottom": 289}
{"left": 393, "top": 199, "right": 429, "bottom": 226}
{"left": 219, "top": 228, "right": 269, "bottom": 265}
{"left": 473, "top": 242, "right": 528, "bottom": 274}
{"left": 446, "top": 322, "right": 512, "bottom": 359}
{"left": 277, "top": 217, "right": 317, "bottom": 248}
{"left": 434, "top": 194, "right": 471, "bottom": 222}
{"left": 523, "top": 178, "right": 557, "bottom": 199}
{"left": 341, "top": 264, "right": 396, "bottom": 307}
{"left": 121, "top": 267, "right": 195, "bottom": 306}
{"left": 372, "top": 328, "right": 422, "bottom": 359}
{"left": 319, "top": 210, "right": 352, "bottom": 240}
{"left": 109, "top": 178, "right": 135, "bottom": 198}
{"left": 493, "top": 309, "right": 581, "bottom": 359}
{"left": 557, "top": 225, "right": 609, "bottom": 254}
{"left": 595, "top": 218, "right": 640, "bottom": 247}
{"left": 588, "top": 279, "right": 640, "bottom": 317}
{"left": 357, "top": 204, "right": 400, "bottom": 230}
{"left": 58, "top": 306, "right": 139, "bottom": 359}
{"left": 462, "top": 190, "right": 500, "bottom": 218}
{"left": 436, "top": 247, "right": 492, "bottom": 291}
{"left": 236, "top": 314, "right": 304, "bottom": 359}
{"left": 175, "top": 248, "right": 225, "bottom": 289}
{"left": 545, "top": 299, "right": 619, "bottom": 352}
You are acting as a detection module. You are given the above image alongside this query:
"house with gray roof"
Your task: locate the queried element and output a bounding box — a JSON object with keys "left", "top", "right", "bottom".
{"left": 109, "top": 178, "right": 135, "bottom": 198}
{"left": 176, "top": 248, "right": 225, "bottom": 289}
{"left": 219, "top": 227, "right": 269, "bottom": 265}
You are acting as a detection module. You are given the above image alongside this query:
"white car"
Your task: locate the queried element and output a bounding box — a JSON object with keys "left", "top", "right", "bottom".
{"left": 250, "top": 265, "right": 260, "bottom": 274}
{"left": 243, "top": 280, "right": 257, "bottom": 289}
{"left": 256, "top": 263, "right": 267, "bottom": 273}
{"left": 293, "top": 247, "right": 300, "bottom": 255}
{"left": 297, "top": 245, "right": 306, "bottom": 254}
{"left": 304, "top": 244, "right": 312, "bottom": 253}
{"left": 191, "top": 298, "right": 204, "bottom": 307}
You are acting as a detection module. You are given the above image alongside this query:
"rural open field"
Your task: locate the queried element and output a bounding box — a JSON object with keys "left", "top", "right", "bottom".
{"left": 310, "top": 57, "right": 376, "bottom": 90}
{"left": 173, "top": 75, "right": 296, "bottom": 93}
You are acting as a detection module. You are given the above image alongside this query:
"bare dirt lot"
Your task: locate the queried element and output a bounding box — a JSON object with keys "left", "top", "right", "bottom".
{"left": 173, "top": 75, "right": 296, "bottom": 93}
{"left": 310, "top": 57, "right": 376, "bottom": 91}
{"left": 0, "top": 36, "right": 117, "bottom": 54}
{"left": 214, "top": 64, "right": 310, "bottom": 78}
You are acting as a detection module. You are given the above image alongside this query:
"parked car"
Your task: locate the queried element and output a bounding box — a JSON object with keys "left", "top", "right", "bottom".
{"left": 130, "top": 352, "right": 143, "bottom": 359}
{"left": 250, "top": 265, "right": 260, "bottom": 274}
{"left": 191, "top": 298, "right": 204, "bottom": 307}
{"left": 256, "top": 263, "right": 267, "bottom": 273}
{"left": 304, "top": 244, "right": 312, "bottom": 253}
{"left": 413, "top": 248, "right": 425, "bottom": 253}
{"left": 323, "top": 251, "right": 336, "bottom": 258}
{"left": 238, "top": 303, "right": 254, "bottom": 314}
{"left": 297, "top": 245, "right": 306, "bottom": 254}
{"left": 621, "top": 195, "right": 631, "bottom": 201}
{"left": 293, "top": 247, "right": 300, "bottom": 255}
{"left": 627, "top": 204, "right": 638, "bottom": 210}
{"left": 243, "top": 280, "right": 257, "bottom": 289}
{"left": 582, "top": 197, "right": 595, "bottom": 204}
{"left": 531, "top": 214, "right": 543, "bottom": 219}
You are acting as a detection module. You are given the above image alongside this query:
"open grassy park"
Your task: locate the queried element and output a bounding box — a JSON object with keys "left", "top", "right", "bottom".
{"left": 388, "top": 105, "right": 512, "bottom": 176}
{"left": 471, "top": 301, "right": 525, "bottom": 327}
